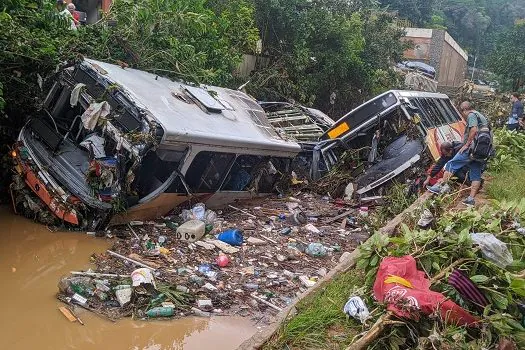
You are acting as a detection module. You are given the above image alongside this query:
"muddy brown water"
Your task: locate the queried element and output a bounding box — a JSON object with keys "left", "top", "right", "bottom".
{"left": 0, "top": 207, "right": 256, "bottom": 350}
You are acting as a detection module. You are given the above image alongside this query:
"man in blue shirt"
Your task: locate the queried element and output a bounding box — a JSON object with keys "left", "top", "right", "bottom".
{"left": 427, "top": 101, "right": 489, "bottom": 206}
{"left": 507, "top": 93, "right": 523, "bottom": 130}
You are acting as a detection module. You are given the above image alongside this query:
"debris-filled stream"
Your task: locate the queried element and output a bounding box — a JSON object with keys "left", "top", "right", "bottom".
{"left": 0, "top": 207, "right": 255, "bottom": 350}
{"left": 54, "top": 193, "right": 372, "bottom": 325}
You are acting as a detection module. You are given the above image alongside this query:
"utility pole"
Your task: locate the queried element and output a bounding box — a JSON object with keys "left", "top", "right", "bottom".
{"left": 471, "top": 55, "right": 477, "bottom": 81}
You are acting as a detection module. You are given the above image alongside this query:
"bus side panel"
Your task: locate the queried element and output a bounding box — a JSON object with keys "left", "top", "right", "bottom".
{"left": 425, "top": 122, "right": 466, "bottom": 160}
{"left": 109, "top": 193, "right": 195, "bottom": 225}
{"left": 204, "top": 191, "right": 269, "bottom": 209}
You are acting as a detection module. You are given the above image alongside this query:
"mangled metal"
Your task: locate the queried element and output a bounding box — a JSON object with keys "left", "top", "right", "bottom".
{"left": 310, "top": 90, "right": 466, "bottom": 196}
{"left": 11, "top": 59, "right": 300, "bottom": 229}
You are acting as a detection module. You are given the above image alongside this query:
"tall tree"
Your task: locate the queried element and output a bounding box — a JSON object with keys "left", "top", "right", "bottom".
{"left": 250, "top": 0, "right": 405, "bottom": 115}
{"left": 488, "top": 23, "right": 525, "bottom": 90}
{"left": 378, "top": 0, "right": 436, "bottom": 25}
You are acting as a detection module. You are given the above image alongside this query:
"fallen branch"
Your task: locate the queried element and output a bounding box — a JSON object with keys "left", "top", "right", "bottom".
{"left": 346, "top": 312, "right": 402, "bottom": 350}
{"left": 70, "top": 271, "right": 129, "bottom": 278}
{"left": 260, "top": 234, "right": 278, "bottom": 244}
{"left": 251, "top": 293, "right": 283, "bottom": 312}
{"left": 430, "top": 258, "right": 473, "bottom": 285}
{"left": 127, "top": 223, "right": 140, "bottom": 239}
{"left": 325, "top": 210, "right": 353, "bottom": 224}
{"left": 228, "top": 205, "right": 257, "bottom": 218}
{"left": 107, "top": 250, "right": 156, "bottom": 270}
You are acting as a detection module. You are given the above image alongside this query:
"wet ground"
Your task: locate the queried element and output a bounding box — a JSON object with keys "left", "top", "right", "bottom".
{"left": 0, "top": 207, "right": 256, "bottom": 350}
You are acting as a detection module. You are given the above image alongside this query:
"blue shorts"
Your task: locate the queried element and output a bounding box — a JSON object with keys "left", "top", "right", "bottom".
{"left": 444, "top": 150, "right": 483, "bottom": 182}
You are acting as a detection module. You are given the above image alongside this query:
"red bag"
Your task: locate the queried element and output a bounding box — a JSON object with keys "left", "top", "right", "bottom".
{"left": 373, "top": 256, "right": 478, "bottom": 326}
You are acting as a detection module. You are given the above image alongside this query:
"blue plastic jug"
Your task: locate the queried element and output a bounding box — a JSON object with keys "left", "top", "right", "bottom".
{"left": 217, "top": 229, "right": 244, "bottom": 246}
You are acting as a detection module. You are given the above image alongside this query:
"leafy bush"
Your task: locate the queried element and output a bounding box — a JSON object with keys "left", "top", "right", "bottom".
{"left": 249, "top": 1, "right": 406, "bottom": 116}
{"left": 490, "top": 129, "right": 525, "bottom": 173}
{"left": 74, "top": 0, "right": 259, "bottom": 86}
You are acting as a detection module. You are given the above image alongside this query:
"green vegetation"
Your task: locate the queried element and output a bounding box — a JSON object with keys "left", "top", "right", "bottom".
{"left": 265, "top": 271, "right": 366, "bottom": 349}
{"left": 488, "top": 22, "right": 525, "bottom": 91}
{"left": 368, "top": 182, "right": 416, "bottom": 228}
{"left": 267, "top": 196, "right": 525, "bottom": 349}
{"left": 249, "top": 1, "right": 406, "bottom": 116}
{"left": 0, "top": 0, "right": 259, "bottom": 117}
{"left": 486, "top": 129, "right": 525, "bottom": 201}
{"left": 486, "top": 165, "right": 525, "bottom": 202}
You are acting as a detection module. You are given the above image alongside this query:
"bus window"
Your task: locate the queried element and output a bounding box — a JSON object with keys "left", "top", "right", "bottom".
{"left": 437, "top": 99, "right": 461, "bottom": 123}
{"left": 408, "top": 98, "right": 433, "bottom": 129}
{"left": 422, "top": 98, "right": 448, "bottom": 127}
{"left": 185, "top": 151, "right": 235, "bottom": 192}
{"left": 257, "top": 157, "right": 290, "bottom": 193}
{"left": 222, "top": 155, "right": 264, "bottom": 191}
{"left": 136, "top": 149, "right": 187, "bottom": 197}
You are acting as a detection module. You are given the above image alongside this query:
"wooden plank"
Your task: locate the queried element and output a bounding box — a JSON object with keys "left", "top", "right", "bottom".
{"left": 58, "top": 306, "right": 77, "bottom": 322}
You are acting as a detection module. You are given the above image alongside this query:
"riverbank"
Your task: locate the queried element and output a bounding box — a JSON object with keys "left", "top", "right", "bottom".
{"left": 247, "top": 130, "right": 525, "bottom": 350}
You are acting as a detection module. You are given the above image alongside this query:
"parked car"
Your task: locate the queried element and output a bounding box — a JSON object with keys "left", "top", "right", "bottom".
{"left": 397, "top": 61, "right": 436, "bottom": 79}
{"left": 11, "top": 59, "right": 301, "bottom": 229}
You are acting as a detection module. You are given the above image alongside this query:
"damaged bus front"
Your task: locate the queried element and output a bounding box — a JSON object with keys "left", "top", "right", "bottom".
{"left": 312, "top": 90, "right": 466, "bottom": 196}
{"left": 11, "top": 59, "right": 300, "bottom": 229}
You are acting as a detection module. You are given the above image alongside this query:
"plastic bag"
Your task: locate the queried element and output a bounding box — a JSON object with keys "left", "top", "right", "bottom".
{"left": 343, "top": 296, "right": 370, "bottom": 323}
{"left": 305, "top": 243, "right": 327, "bottom": 257}
{"left": 470, "top": 232, "right": 513, "bottom": 268}
{"left": 192, "top": 203, "right": 206, "bottom": 221}
{"left": 204, "top": 210, "right": 217, "bottom": 225}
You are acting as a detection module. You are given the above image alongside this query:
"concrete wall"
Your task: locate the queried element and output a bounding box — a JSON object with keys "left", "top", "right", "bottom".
{"left": 402, "top": 28, "right": 432, "bottom": 62}
{"left": 402, "top": 28, "right": 468, "bottom": 88}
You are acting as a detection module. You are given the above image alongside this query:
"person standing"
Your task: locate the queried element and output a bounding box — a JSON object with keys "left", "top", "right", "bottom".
{"left": 60, "top": 3, "right": 79, "bottom": 30}
{"left": 427, "top": 101, "right": 489, "bottom": 206}
{"left": 507, "top": 93, "right": 523, "bottom": 131}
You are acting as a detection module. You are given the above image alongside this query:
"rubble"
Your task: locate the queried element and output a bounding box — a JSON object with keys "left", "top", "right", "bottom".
{"left": 56, "top": 193, "right": 371, "bottom": 323}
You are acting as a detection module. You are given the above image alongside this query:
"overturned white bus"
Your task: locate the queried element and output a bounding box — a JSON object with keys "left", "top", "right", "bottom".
{"left": 11, "top": 59, "right": 301, "bottom": 229}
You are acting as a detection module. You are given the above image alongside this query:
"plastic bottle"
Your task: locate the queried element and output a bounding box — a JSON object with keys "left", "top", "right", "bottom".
{"left": 217, "top": 229, "right": 244, "bottom": 246}
{"left": 146, "top": 307, "right": 174, "bottom": 318}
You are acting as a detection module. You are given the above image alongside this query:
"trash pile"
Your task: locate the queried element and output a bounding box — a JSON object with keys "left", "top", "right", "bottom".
{"left": 345, "top": 197, "right": 525, "bottom": 348}
{"left": 57, "top": 194, "right": 373, "bottom": 322}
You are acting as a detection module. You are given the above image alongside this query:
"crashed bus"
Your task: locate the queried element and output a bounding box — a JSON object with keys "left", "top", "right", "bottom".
{"left": 312, "top": 90, "right": 466, "bottom": 196}
{"left": 11, "top": 59, "right": 301, "bottom": 230}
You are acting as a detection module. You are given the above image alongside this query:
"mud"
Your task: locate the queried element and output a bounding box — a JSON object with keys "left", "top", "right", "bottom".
{"left": 0, "top": 207, "right": 256, "bottom": 350}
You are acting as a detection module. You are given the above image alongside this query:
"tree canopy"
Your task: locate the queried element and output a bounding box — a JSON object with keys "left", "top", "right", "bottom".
{"left": 488, "top": 22, "right": 525, "bottom": 91}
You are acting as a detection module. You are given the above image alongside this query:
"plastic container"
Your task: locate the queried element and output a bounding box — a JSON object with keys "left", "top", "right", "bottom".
{"left": 176, "top": 220, "right": 206, "bottom": 242}
{"left": 146, "top": 307, "right": 174, "bottom": 318}
{"left": 217, "top": 229, "right": 244, "bottom": 246}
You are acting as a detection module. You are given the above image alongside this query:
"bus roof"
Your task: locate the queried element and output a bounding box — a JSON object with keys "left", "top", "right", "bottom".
{"left": 83, "top": 59, "right": 301, "bottom": 155}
